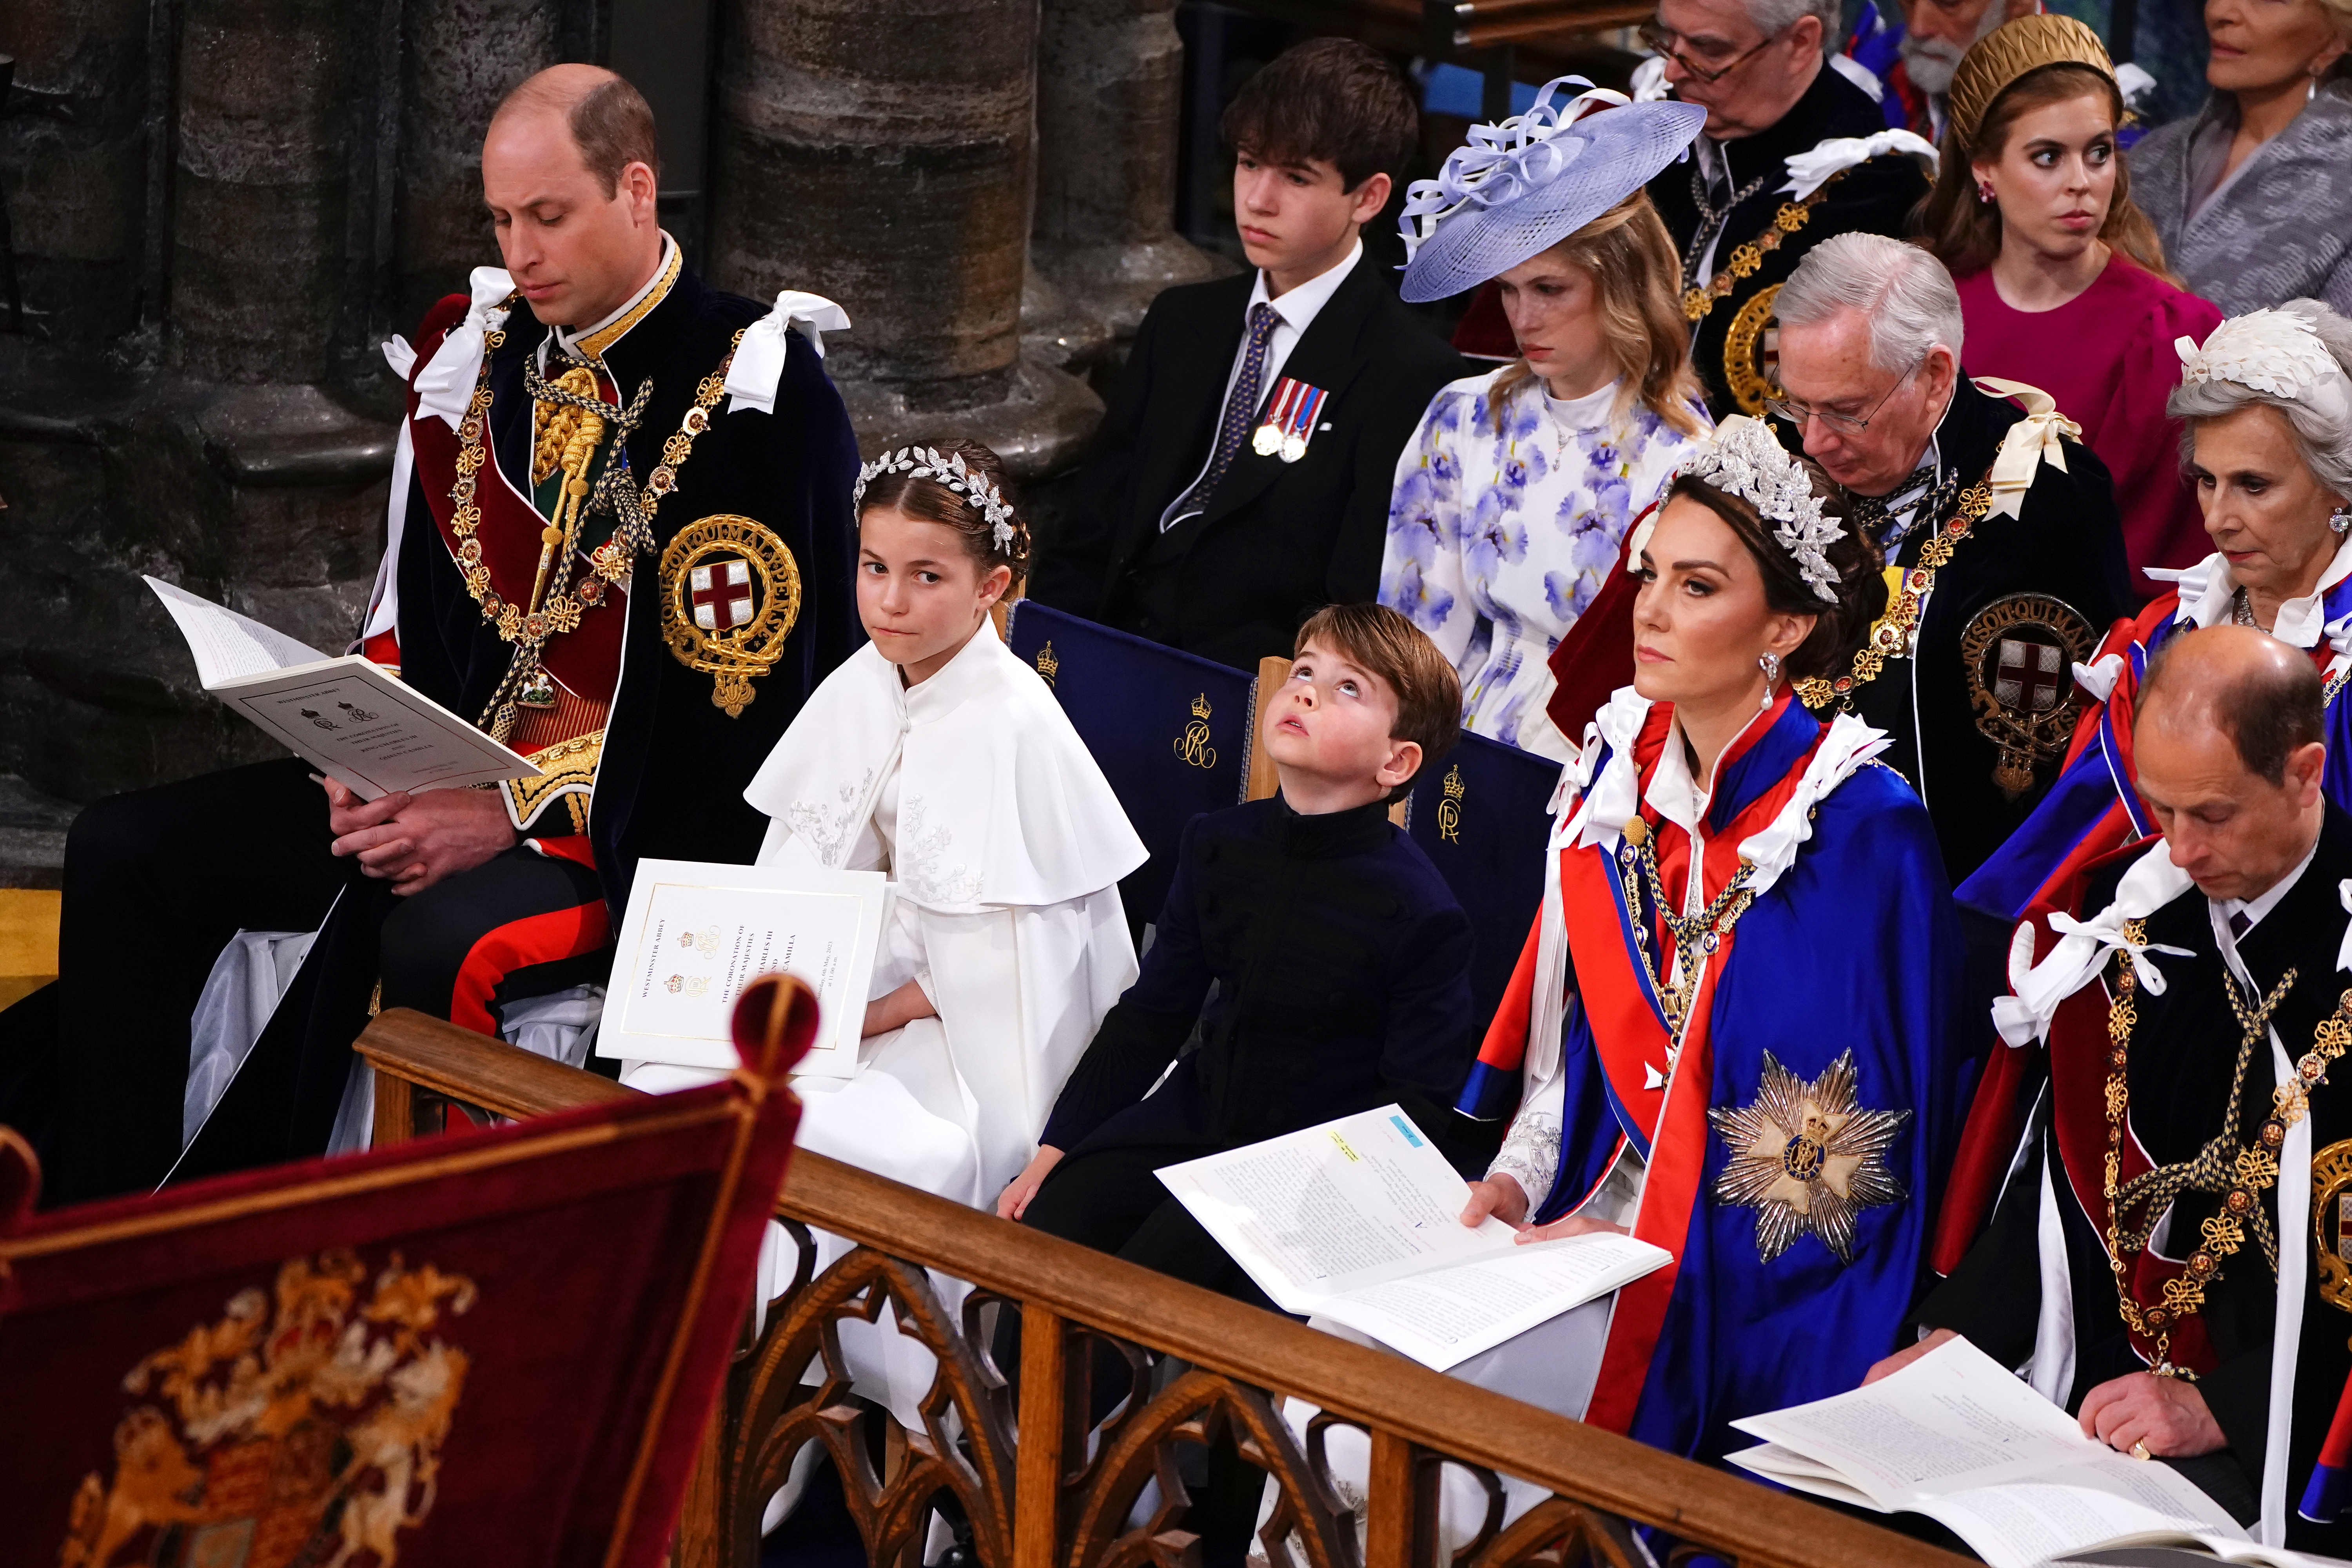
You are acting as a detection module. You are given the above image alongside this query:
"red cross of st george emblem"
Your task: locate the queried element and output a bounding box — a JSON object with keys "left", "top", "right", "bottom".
{"left": 1995, "top": 637, "right": 2063, "bottom": 713}
{"left": 690, "top": 559, "right": 754, "bottom": 632}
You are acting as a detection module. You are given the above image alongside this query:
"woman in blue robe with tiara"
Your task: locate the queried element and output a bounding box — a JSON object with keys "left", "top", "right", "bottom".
{"left": 1281, "top": 414, "right": 1969, "bottom": 1546}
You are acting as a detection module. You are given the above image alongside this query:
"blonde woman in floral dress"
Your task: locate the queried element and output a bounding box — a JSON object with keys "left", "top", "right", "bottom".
{"left": 1382, "top": 82, "right": 1711, "bottom": 758}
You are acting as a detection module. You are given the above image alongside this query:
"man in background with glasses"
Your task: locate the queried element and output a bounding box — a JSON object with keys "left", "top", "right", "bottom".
{"left": 1771, "top": 232, "right": 2131, "bottom": 890}
{"left": 1637, "top": 0, "right": 1936, "bottom": 420}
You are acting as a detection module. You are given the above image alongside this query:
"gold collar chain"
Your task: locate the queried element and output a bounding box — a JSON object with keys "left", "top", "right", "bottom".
{"left": 2102, "top": 919, "right": 2352, "bottom": 1374}
{"left": 1680, "top": 172, "right": 1849, "bottom": 326}
{"left": 443, "top": 308, "right": 742, "bottom": 737}
{"left": 1795, "top": 468, "right": 1994, "bottom": 714}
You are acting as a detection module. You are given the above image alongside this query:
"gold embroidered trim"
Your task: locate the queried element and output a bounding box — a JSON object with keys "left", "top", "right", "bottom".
{"left": 572, "top": 240, "right": 682, "bottom": 360}
{"left": 1795, "top": 470, "right": 1996, "bottom": 714}
{"left": 501, "top": 728, "right": 604, "bottom": 831}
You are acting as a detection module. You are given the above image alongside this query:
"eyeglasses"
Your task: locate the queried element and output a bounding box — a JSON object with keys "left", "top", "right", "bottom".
{"left": 1637, "top": 19, "right": 1790, "bottom": 83}
{"left": 1766, "top": 356, "right": 1926, "bottom": 437}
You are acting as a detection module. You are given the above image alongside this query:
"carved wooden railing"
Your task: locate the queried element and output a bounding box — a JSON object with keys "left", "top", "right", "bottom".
{"left": 355, "top": 1009, "right": 1974, "bottom": 1568}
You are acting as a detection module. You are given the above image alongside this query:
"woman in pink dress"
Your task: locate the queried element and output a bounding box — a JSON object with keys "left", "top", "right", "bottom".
{"left": 1916, "top": 15, "right": 2225, "bottom": 599}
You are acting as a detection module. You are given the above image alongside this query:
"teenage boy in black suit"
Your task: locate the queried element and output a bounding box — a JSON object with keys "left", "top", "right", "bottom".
{"left": 1029, "top": 38, "right": 1468, "bottom": 671}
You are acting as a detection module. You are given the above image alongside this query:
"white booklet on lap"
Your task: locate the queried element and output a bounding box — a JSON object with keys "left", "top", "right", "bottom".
{"left": 145, "top": 575, "right": 538, "bottom": 800}
{"left": 1726, "top": 1336, "right": 2288, "bottom": 1568}
{"left": 1156, "top": 1106, "right": 1670, "bottom": 1371}
{"left": 595, "top": 857, "right": 891, "bottom": 1080}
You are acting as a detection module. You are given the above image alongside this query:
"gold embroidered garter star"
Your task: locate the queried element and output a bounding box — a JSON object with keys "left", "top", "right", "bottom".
{"left": 1709, "top": 1050, "right": 1909, "bottom": 1264}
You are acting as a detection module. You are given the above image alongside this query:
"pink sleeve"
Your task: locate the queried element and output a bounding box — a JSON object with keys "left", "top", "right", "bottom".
{"left": 2103, "top": 288, "right": 2225, "bottom": 598}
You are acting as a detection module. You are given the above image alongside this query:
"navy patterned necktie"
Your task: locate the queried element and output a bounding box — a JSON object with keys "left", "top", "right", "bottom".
{"left": 1165, "top": 301, "right": 1281, "bottom": 530}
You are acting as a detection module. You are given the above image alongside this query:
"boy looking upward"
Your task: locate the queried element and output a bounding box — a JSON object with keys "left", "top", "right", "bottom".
{"left": 1001, "top": 604, "right": 1480, "bottom": 1302}
{"left": 1028, "top": 40, "right": 1467, "bottom": 671}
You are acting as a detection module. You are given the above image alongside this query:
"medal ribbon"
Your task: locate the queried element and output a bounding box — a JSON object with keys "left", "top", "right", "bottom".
{"left": 1258, "top": 378, "right": 1303, "bottom": 446}
{"left": 1287, "top": 385, "right": 1327, "bottom": 450}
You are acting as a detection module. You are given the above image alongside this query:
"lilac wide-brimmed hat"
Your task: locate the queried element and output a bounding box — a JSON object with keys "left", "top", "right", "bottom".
{"left": 1398, "top": 79, "right": 1707, "bottom": 304}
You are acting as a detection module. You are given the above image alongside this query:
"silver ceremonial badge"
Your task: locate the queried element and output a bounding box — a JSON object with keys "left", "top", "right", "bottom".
{"left": 1711, "top": 1050, "right": 1909, "bottom": 1265}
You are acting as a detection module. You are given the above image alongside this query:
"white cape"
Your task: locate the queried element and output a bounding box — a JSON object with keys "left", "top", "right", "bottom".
{"left": 740, "top": 621, "right": 1146, "bottom": 1202}
{"left": 625, "top": 622, "right": 1144, "bottom": 1443}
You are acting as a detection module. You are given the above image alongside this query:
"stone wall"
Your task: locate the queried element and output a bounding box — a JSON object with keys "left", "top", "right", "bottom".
{"left": 0, "top": 0, "right": 1209, "bottom": 837}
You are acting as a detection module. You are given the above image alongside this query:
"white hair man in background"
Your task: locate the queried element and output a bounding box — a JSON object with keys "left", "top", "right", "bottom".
{"left": 1891, "top": 0, "right": 2040, "bottom": 139}
{"left": 1639, "top": 0, "right": 1938, "bottom": 419}
{"left": 1769, "top": 230, "right": 2132, "bottom": 888}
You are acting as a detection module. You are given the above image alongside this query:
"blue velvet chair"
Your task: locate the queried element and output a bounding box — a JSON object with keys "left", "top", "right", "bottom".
{"left": 1001, "top": 600, "right": 1256, "bottom": 931}
{"left": 1400, "top": 727, "right": 1559, "bottom": 1042}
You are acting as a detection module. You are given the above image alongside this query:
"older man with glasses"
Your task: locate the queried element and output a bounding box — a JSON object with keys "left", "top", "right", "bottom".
{"left": 1639, "top": 0, "right": 1936, "bottom": 421}
{"left": 1771, "top": 232, "right": 2132, "bottom": 886}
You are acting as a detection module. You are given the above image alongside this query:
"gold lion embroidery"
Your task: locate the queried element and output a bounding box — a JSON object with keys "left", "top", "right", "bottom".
{"left": 1710, "top": 1051, "right": 1910, "bottom": 1265}
{"left": 58, "top": 1249, "right": 476, "bottom": 1568}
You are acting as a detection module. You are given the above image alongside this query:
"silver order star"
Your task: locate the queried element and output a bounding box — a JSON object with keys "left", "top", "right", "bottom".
{"left": 1708, "top": 1050, "right": 1909, "bottom": 1265}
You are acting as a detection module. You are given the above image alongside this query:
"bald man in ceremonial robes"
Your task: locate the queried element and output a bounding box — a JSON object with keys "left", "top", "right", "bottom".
{"left": 15, "top": 67, "right": 859, "bottom": 1202}
{"left": 1901, "top": 627, "right": 2352, "bottom": 1556}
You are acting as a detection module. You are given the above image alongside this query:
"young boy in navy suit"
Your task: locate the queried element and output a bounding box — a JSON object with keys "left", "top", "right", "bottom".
{"left": 1028, "top": 41, "right": 1468, "bottom": 671}
{"left": 1000, "top": 604, "right": 1480, "bottom": 1297}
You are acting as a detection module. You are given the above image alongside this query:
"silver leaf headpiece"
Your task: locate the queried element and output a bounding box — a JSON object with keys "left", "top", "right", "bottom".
{"left": 1675, "top": 416, "right": 1844, "bottom": 604}
{"left": 852, "top": 446, "right": 1019, "bottom": 552}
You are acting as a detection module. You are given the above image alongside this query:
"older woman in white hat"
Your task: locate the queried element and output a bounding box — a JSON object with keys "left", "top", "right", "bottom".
{"left": 1379, "top": 83, "right": 1713, "bottom": 758}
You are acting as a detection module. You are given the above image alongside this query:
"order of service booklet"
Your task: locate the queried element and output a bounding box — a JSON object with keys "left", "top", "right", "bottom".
{"left": 146, "top": 576, "right": 539, "bottom": 800}
{"left": 594, "top": 857, "right": 891, "bottom": 1080}
{"left": 1156, "top": 1106, "right": 1670, "bottom": 1371}
{"left": 1724, "top": 1336, "right": 2341, "bottom": 1568}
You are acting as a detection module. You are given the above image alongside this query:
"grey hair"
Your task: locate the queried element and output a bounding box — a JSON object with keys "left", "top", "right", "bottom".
{"left": 1744, "top": 0, "right": 1840, "bottom": 41}
{"left": 1775, "top": 233, "right": 1966, "bottom": 374}
{"left": 2168, "top": 299, "right": 2352, "bottom": 503}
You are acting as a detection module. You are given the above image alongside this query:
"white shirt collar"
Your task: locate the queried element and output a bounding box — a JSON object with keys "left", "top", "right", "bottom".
{"left": 2154, "top": 531, "right": 2352, "bottom": 650}
{"left": 1248, "top": 238, "right": 1362, "bottom": 334}
{"left": 1642, "top": 702, "right": 1777, "bottom": 836}
{"left": 2220, "top": 829, "right": 2323, "bottom": 935}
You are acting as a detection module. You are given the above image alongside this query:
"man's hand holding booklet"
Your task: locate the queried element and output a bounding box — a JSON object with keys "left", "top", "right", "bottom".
{"left": 146, "top": 577, "right": 538, "bottom": 799}
{"left": 1731, "top": 1334, "right": 2343, "bottom": 1568}
{"left": 1156, "top": 1106, "right": 1669, "bottom": 1371}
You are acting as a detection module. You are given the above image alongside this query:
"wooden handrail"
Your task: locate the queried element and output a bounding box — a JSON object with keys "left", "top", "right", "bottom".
{"left": 356, "top": 1011, "right": 1973, "bottom": 1568}
{"left": 1454, "top": 2, "right": 1651, "bottom": 46}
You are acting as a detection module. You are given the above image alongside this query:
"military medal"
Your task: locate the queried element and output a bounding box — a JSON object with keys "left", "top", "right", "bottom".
{"left": 1256, "top": 377, "right": 1327, "bottom": 465}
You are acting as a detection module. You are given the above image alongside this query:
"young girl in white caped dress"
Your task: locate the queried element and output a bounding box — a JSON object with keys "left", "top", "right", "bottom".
{"left": 624, "top": 439, "right": 1144, "bottom": 1438}
{"left": 632, "top": 437, "right": 1143, "bottom": 1198}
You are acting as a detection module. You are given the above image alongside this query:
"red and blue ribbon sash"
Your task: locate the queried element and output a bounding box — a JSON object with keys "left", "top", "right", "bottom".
{"left": 2303, "top": 1370, "right": 2352, "bottom": 1521}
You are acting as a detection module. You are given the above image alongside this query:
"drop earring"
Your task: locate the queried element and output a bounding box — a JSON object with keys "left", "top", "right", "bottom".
{"left": 2331, "top": 506, "right": 2350, "bottom": 536}
{"left": 1976, "top": 180, "right": 1995, "bottom": 204}
{"left": 1759, "top": 651, "right": 1782, "bottom": 711}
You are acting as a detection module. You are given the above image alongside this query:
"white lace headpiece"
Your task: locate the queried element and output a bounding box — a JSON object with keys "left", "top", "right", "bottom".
{"left": 1673, "top": 416, "right": 1845, "bottom": 604}
{"left": 853, "top": 446, "right": 1018, "bottom": 552}
{"left": 2176, "top": 309, "right": 2352, "bottom": 425}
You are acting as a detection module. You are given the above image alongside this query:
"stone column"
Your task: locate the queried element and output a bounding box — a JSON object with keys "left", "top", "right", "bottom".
{"left": 1026, "top": 0, "right": 1225, "bottom": 379}
{"left": 169, "top": 0, "right": 360, "bottom": 384}
{"left": 707, "top": 0, "right": 1100, "bottom": 477}
{"left": 0, "top": 0, "right": 152, "bottom": 344}
{"left": 394, "top": 0, "right": 563, "bottom": 333}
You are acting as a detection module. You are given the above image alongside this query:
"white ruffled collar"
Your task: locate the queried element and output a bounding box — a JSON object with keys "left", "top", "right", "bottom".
{"left": 2151, "top": 531, "right": 2352, "bottom": 650}
{"left": 1555, "top": 687, "right": 1890, "bottom": 905}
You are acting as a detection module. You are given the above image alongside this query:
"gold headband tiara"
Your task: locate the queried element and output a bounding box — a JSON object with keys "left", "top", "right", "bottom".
{"left": 1946, "top": 13, "right": 2118, "bottom": 152}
